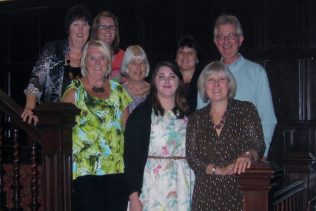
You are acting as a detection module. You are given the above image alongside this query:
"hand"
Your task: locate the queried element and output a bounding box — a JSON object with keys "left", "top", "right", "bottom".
{"left": 129, "top": 198, "right": 143, "bottom": 211}
{"left": 21, "top": 107, "right": 39, "bottom": 125}
{"left": 216, "top": 163, "right": 235, "bottom": 176}
{"left": 233, "top": 153, "right": 252, "bottom": 174}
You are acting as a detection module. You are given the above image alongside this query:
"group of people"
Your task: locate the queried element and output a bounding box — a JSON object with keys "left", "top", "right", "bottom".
{"left": 21, "top": 4, "right": 276, "bottom": 211}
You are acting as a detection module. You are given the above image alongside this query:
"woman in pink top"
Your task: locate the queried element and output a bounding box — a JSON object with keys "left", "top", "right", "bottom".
{"left": 91, "top": 11, "right": 125, "bottom": 82}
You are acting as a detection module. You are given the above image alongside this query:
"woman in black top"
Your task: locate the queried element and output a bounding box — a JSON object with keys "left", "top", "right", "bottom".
{"left": 175, "top": 34, "right": 202, "bottom": 113}
{"left": 21, "top": 4, "right": 91, "bottom": 124}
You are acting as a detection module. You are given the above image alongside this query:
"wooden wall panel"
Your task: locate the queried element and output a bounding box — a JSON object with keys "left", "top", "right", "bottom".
{"left": 140, "top": 0, "right": 179, "bottom": 65}
{"left": 307, "top": 58, "right": 316, "bottom": 120}
{"left": 307, "top": 0, "right": 316, "bottom": 48}
{"left": 265, "top": 59, "right": 301, "bottom": 120}
{"left": 265, "top": 0, "right": 304, "bottom": 50}
{"left": 8, "top": 11, "right": 40, "bottom": 63}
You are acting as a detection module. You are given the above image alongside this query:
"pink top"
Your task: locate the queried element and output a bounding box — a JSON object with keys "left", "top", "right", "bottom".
{"left": 110, "top": 49, "right": 125, "bottom": 82}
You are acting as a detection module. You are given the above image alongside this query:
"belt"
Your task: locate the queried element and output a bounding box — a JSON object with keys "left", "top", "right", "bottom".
{"left": 147, "top": 155, "right": 186, "bottom": 160}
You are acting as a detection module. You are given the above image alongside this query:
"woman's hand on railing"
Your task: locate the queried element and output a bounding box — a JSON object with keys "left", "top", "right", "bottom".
{"left": 233, "top": 150, "right": 258, "bottom": 174}
{"left": 21, "top": 107, "right": 39, "bottom": 125}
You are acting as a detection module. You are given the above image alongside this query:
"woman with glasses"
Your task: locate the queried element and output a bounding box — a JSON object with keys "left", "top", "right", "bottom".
{"left": 186, "top": 61, "right": 265, "bottom": 210}
{"left": 124, "top": 61, "right": 195, "bottom": 211}
{"left": 21, "top": 4, "right": 91, "bottom": 125}
{"left": 91, "top": 11, "right": 125, "bottom": 82}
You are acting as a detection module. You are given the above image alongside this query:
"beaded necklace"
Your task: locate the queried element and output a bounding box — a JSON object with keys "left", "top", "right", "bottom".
{"left": 211, "top": 109, "right": 227, "bottom": 130}
{"left": 86, "top": 78, "right": 106, "bottom": 94}
{"left": 92, "top": 86, "right": 105, "bottom": 93}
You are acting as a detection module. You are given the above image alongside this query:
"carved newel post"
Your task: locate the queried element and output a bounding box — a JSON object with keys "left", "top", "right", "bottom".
{"left": 34, "top": 103, "right": 79, "bottom": 211}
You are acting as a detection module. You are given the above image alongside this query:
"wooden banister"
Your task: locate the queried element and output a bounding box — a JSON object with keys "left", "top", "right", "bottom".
{"left": 239, "top": 161, "right": 283, "bottom": 211}
{"left": 273, "top": 180, "right": 307, "bottom": 210}
{"left": 0, "top": 89, "right": 41, "bottom": 142}
{"left": 0, "top": 89, "right": 79, "bottom": 211}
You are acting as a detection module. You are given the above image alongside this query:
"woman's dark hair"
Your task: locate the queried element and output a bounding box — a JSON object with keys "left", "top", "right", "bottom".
{"left": 176, "top": 34, "right": 202, "bottom": 61}
{"left": 147, "top": 61, "right": 189, "bottom": 118}
{"left": 64, "top": 4, "right": 91, "bottom": 34}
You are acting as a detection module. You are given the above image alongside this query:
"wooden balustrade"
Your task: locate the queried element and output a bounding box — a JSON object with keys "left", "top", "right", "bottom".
{"left": 0, "top": 89, "right": 79, "bottom": 211}
{"left": 273, "top": 180, "right": 307, "bottom": 211}
{"left": 239, "top": 161, "right": 283, "bottom": 211}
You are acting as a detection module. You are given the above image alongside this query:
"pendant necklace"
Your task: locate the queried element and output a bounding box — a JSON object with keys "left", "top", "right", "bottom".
{"left": 92, "top": 86, "right": 105, "bottom": 93}
{"left": 211, "top": 109, "right": 227, "bottom": 130}
{"left": 87, "top": 79, "right": 105, "bottom": 93}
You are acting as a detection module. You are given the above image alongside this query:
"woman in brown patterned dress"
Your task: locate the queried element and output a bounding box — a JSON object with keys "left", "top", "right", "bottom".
{"left": 186, "top": 61, "right": 265, "bottom": 211}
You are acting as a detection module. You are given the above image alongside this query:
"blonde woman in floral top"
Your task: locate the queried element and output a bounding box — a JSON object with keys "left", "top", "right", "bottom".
{"left": 62, "top": 40, "right": 132, "bottom": 211}
{"left": 124, "top": 61, "right": 195, "bottom": 211}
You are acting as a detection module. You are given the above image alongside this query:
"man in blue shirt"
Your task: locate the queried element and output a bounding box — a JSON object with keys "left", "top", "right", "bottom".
{"left": 197, "top": 14, "right": 277, "bottom": 160}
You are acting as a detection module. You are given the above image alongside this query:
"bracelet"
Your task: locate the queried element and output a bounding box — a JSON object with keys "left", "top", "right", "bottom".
{"left": 212, "top": 165, "right": 217, "bottom": 175}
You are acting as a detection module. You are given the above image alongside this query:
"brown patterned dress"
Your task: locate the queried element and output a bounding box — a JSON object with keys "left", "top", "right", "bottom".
{"left": 186, "top": 99, "right": 265, "bottom": 211}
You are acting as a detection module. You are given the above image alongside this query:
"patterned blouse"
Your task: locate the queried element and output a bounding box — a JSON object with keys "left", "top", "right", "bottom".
{"left": 24, "top": 39, "right": 73, "bottom": 102}
{"left": 65, "top": 79, "right": 132, "bottom": 179}
{"left": 186, "top": 99, "right": 265, "bottom": 210}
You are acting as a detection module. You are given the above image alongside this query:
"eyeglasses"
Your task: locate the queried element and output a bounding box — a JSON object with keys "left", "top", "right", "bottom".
{"left": 97, "top": 24, "right": 116, "bottom": 31}
{"left": 215, "top": 33, "right": 239, "bottom": 42}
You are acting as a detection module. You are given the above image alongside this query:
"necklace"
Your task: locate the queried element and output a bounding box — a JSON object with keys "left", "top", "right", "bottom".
{"left": 92, "top": 86, "right": 105, "bottom": 93}
{"left": 86, "top": 78, "right": 105, "bottom": 93}
{"left": 211, "top": 110, "right": 227, "bottom": 130}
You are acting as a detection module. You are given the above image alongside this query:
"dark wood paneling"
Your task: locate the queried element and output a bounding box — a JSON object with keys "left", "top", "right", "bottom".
{"left": 307, "top": 58, "right": 316, "bottom": 120}
{"left": 140, "top": 0, "right": 179, "bottom": 65}
{"left": 8, "top": 11, "right": 40, "bottom": 63}
{"left": 265, "top": 0, "right": 304, "bottom": 50}
{"left": 0, "top": 15, "right": 8, "bottom": 64}
{"left": 265, "top": 59, "right": 301, "bottom": 120}
{"left": 307, "top": 0, "right": 316, "bottom": 48}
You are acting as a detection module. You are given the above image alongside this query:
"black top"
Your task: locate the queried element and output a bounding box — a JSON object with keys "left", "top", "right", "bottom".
{"left": 185, "top": 67, "right": 201, "bottom": 113}
{"left": 124, "top": 102, "right": 152, "bottom": 196}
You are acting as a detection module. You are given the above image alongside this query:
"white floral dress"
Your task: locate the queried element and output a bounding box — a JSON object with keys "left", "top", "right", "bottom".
{"left": 139, "top": 111, "right": 195, "bottom": 211}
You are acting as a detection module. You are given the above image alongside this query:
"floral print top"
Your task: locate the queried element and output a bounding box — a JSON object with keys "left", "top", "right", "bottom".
{"left": 138, "top": 110, "right": 195, "bottom": 211}
{"left": 66, "top": 79, "right": 132, "bottom": 179}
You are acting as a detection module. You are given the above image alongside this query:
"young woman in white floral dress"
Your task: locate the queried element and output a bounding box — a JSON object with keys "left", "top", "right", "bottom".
{"left": 124, "top": 61, "right": 195, "bottom": 211}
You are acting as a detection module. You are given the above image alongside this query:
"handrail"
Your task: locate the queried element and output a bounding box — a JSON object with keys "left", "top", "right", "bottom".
{"left": 273, "top": 180, "right": 305, "bottom": 205}
{"left": 0, "top": 89, "right": 41, "bottom": 142}
{"left": 239, "top": 161, "right": 283, "bottom": 211}
{"left": 0, "top": 89, "right": 79, "bottom": 211}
